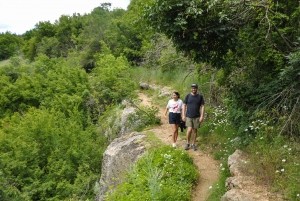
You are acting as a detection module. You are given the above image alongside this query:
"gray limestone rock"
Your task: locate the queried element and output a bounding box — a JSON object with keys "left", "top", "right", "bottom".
{"left": 96, "top": 133, "right": 146, "bottom": 201}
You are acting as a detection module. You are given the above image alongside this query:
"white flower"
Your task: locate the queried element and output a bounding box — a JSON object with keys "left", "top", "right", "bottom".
{"left": 282, "top": 159, "right": 286, "bottom": 162}
{"left": 245, "top": 128, "right": 248, "bottom": 131}
{"left": 284, "top": 145, "right": 288, "bottom": 148}
{"left": 260, "top": 137, "right": 263, "bottom": 139}
{"left": 222, "top": 168, "right": 225, "bottom": 171}
{"left": 276, "top": 170, "right": 280, "bottom": 173}
{"left": 209, "top": 186, "right": 212, "bottom": 189}
{"left": 220, "top": 163, "right": 223, "bottom": 167}
{"left": 281, "top": 169, "right": 284, "bottom": 172}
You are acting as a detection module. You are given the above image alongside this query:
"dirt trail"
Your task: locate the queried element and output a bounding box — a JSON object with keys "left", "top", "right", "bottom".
{"left": 138, "top": 92, "right": 220, "bottom": 201}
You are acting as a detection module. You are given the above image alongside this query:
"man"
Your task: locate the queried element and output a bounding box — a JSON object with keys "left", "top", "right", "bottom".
{"left": 182, "top": 83, "right": 205, "bottom": 151}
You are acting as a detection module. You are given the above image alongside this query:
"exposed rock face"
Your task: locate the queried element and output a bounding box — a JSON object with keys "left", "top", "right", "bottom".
{"left": 119, "top": 106, "right": 136, "bottom": 136}
{"left": 221, "top": 150, "right": 282, "bottom": 201}
{"left": 96, "top": 132, "right": 146, "bottom": 201}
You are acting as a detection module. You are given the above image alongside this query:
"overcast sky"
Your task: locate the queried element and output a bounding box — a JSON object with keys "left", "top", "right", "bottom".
{"left": 0, "top": 0, "right": 130, "bottom": 35}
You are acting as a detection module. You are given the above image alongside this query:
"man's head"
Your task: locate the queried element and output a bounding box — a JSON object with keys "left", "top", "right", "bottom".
{"left": 191, "top": 83, "right": 198, "bottom": 94}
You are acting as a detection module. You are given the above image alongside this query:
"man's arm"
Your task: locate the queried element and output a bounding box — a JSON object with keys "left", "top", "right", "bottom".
{"left": 199, "top": 104, "right": 205, "bottom": 123}
{"left": 182, "top": 104, "right": 187, "bottom": 121}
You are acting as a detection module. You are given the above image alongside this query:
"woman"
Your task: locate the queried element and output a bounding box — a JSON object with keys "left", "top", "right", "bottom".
{"left": 164, "top": 91, "right": 183, "bottom": 147}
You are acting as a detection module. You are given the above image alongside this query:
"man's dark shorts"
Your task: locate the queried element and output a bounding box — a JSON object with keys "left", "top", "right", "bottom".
{"left": 169, "top": 113, "right": 181, "bottom": 124}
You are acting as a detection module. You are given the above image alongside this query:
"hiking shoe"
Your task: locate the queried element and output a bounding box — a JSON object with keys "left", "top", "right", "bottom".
{"left": 184, "top": 143, "right": 190, "bottom": 150}
{"left": 191, "top": 144, "right": 197, "bottom": 151}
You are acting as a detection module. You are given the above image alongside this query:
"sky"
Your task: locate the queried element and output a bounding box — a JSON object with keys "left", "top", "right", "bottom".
{"left": 0, "top": 0, "right": 130, "bottom": 35}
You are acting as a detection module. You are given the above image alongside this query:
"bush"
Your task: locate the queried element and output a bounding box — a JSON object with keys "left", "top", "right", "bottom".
{"left": 0, "top": 108, "right": 106, "bottom": 200}
{"left": 106, "top": 146, "right": 198, "bottom": 201}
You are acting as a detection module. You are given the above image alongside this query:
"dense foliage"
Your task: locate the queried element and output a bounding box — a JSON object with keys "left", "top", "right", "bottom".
{"left": 143, "top": 0, "right": 300, "bottom": 137}
{"left": 0, "top": 109, "right": 104, "bottom": 200}
{"left": 21, "top": 3, "right": 146, "bottom": 69}
{"left": 0, "top": 44, "right": 136, "bottom": 200}
{"left": 0, "top": 32, "right": 22, "bottom": 60}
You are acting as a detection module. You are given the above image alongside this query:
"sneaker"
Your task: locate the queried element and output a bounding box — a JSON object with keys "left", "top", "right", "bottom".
{"left": 191, "top": 144, "right": 197, "bottom": 151}
{"left": 184, "top": 143, "right": 190, "bottom": 150}
{"left": 172, "top": 143, "right": 176, "bottom": 148}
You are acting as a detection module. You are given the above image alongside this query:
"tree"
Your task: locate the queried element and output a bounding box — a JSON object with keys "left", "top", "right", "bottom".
{"left": 142, "top": 0, "right": 240, "bottom": 67}
{"left": 90, "top": 41, "right": 135, "bottom": 107}
{"left": 0, "top": 32, "right": 22, "bottom": 60}
{"left": 143, "top": 0, "right": 300, "bottom": 136}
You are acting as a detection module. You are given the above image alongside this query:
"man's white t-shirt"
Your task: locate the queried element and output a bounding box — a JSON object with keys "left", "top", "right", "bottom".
{"left": 166, "top": 99, "right": 183, "bottom": 113}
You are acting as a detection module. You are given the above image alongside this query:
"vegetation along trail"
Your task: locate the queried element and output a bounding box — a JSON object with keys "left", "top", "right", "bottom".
{"left": 138, "top": 92, "right": 220, "bottom": 201}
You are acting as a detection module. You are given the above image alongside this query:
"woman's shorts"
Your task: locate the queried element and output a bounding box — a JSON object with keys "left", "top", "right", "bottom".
{"left": 185, "top": 117, "right": 200, "bottom": 129}
{"left": 169, "top": 112, "right": 181, "bottom": 124}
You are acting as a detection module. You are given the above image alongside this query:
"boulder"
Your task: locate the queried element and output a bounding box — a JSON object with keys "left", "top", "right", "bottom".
{"left": 221, "top": 150, "right": 282, "bottom": 201}
{"left": 139, "top": 82, "right": 150, "bottom": 90}
{"left": 158, "top": 89, "right": 172, "bottom": 97}
{"left": 96, "top": 132, "right": 146, "bottom": 201}
{"left": 118, "top": 106, "right": 137, "bottom": 136}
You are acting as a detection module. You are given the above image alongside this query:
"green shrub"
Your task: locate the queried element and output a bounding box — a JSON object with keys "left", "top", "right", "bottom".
{"left": 0, "top": 108, "right": 106, "bottom": 200}
{"left": 127, "top": 105, "right": 161, "bottom": 131}
{"left": 106, "top": 146, "right": 198, "bottom": 201}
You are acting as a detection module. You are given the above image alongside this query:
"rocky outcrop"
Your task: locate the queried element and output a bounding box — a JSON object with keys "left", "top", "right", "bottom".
{"left": 158, "top": 88, "right": 172, "bottom": 97}
{"left": 221, "top": 150, "right": 282, "bottom": 201}
{"left": 96, "top": 132, "right": 147, "bottom": 201}
{"left": 139, "top": 82, "right": 150, "bottom": 90}
{"left": 139, "top": 82, "right": 172, "bottom": 97}
{"left": 119, "top": 105, "right": 137, "bottom": 136}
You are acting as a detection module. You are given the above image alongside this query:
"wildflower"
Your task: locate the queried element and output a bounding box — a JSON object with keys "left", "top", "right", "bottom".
{"left": 276, "top": 170, "right": 280, "bottom": 173}
{"left": 260, "top": 137, "right": 263, "bottom": 140}
{"left": 282, "top": 159, "right": 286, "bottom": 162}
{"left": 284, "top": 145, "right": 288, "bottom": 148}
{"left": 245, "top": 128, "right": 248, "bottom": 131}
{"left": 222, "top": 168, "right": 225, "bottom": 171}
{"left": 209, "top": 186, "right": 212, "bottom": 189}
{"left": 220, "top": 163, "right": 223, "bottom": 167}
{"left": 281, "top": 169, "right": 284, "bottom": 172}
{"left": 297, "top": 194, "right": 299, "bottom": 197}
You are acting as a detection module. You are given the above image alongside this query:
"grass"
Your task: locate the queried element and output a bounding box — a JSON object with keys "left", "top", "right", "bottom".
{"left": 246, "top": 134, "right": 300, "bottom": 200}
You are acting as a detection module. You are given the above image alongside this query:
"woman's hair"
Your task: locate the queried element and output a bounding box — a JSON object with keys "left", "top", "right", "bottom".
{"left": 173, "top": 91, "right": 180, "bottom": 98}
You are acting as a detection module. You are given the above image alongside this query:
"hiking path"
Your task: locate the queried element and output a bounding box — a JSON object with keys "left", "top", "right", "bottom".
{"left": 138, "top": 92, "right": 220, "bottom": 201}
